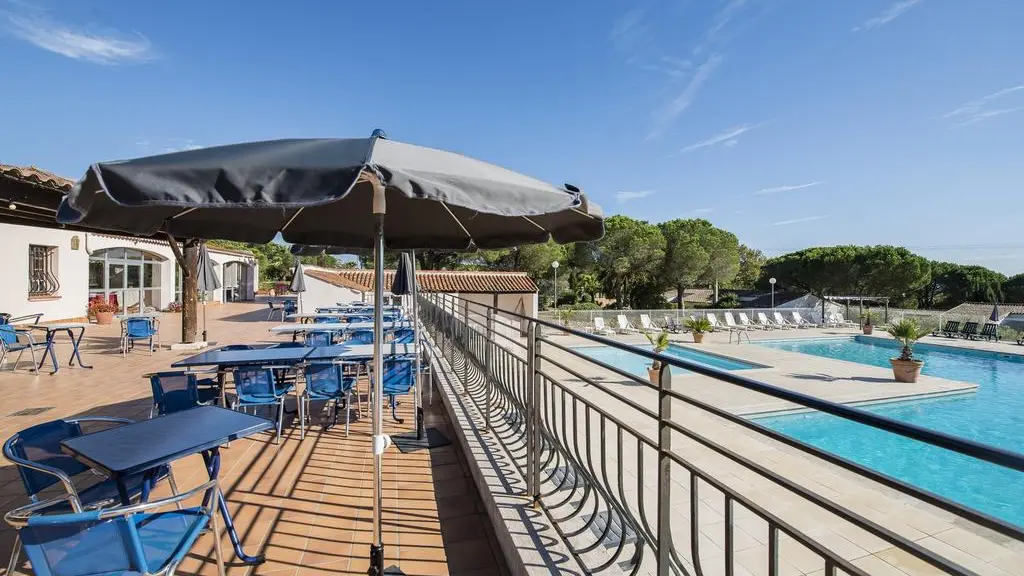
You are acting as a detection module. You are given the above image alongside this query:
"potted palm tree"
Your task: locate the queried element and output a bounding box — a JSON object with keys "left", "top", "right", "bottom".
{"left": 860, "top": 310, "right": 874, "bottom": 335}
{"left": 888, "top": 319, "right": 929, "bottom": 383}
{"left": 684, "top": 317, "right": 713, "bottom": 343}
{"left": 645, "top": 331, "right": 671, "bottom": 384}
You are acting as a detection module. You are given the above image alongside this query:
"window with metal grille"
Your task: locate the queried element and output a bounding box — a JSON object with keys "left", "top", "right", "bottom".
{"left": 28, "top": 245, "right": 60, "bottom": 297}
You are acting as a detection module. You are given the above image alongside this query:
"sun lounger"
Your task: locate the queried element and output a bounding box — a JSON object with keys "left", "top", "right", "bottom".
{"left": 723, "top": 312, "right": 751, "bottom": 331}
{"left": 663, "top": 315, "right": 683, "bottom": 333}
{"left": 592, "top": 317, "right": 615, "bottom": 336}
{"left": 832, "top": 312, "right": 857, "bottom": 328}
{"left": 737, "top": 312, "right": 762, "bottom": 330}
{"left": 756, "top": 312, "right": 781, "bottom": 329}
{"left": 791, "top": 311, "right": 817, "bottom": 328}
{"left": 616, "top": 314, "right": 640, "bottom": 334}
{"left": 773, "top": 311, "right": 797, "bottom": 329}
{"left": 706, "top": 313, "right": 724, "bottom": 332}
{"left": 960, "top": 321, "right": 979, "bottom": 339}
{"left": 933, "top": 320, "right": 958, "bottom": 337}
{"left": 978, "top": 323, "right": 999, "bottom": 342}
{"left": 640, "top": 314, "right": 658, "bottom": 332}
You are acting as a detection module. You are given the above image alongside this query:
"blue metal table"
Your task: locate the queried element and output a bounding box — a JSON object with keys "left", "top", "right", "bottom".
{"left": 172, "top": 345, "right": 315, "bottom": 408}
{"left": 60, "top": 406, "right": 274, "bottom": 565}
{"left": 30, "top": 322, "right": 92, "bottom": 375}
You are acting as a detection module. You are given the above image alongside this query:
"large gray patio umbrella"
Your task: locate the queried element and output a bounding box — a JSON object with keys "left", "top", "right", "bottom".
{"left": 991, "top": 302, "right": 1002, "bottom": 324}
{"left": 196, "top": 242, "right": 221, "bottom": 342}
{"left": 289, "top": 259, "right": 307, "bottom": 314}
{"left": 57, "top": 129, "right": 604, "bottom": 575}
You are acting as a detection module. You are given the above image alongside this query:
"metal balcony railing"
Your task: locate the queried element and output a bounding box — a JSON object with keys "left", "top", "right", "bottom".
{"left": 419, "top": 292, "right": 1024, "bottom": 576}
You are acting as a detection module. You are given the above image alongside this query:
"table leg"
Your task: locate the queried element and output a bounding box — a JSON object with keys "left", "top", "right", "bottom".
{"left": 68, "top": 328, "right": 93, "bottom": 369}
{"left": 38, "top": 331, "right": 59, "bottom": 375}
{"left": 202, "top": 448, "right": 265, "bottom": 565}
{"left": 116, "top": 478, "right": 131, "bottom": 505}
{"left": 218, "top": 370, "right": 227, "bottom": 408}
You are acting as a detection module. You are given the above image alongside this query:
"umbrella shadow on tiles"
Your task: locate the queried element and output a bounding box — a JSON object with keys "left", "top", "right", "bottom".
{"left": 786, "top": 372, "right": 892, "bottom": 384}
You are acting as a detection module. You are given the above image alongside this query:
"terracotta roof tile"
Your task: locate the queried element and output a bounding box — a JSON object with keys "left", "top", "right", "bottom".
{"left": 305, "top": 269, "right": 538, "bottom": 294}
{"left": 0, "top": 164, "right": 74, "bottom": 191}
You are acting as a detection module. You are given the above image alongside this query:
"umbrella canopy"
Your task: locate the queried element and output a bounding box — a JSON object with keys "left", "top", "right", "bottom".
{"left": 991, "top": 303, "right": 1002, "bottom": 324}
{"left": 391, "top": 252, "right": 416, "bottom": 296}
{"left": 289, "top": 260, "right": 307, "bottom": 293}
{"left": 59, "top": 132, "right": 603, "bottom": 249}
{"left": 196, "top": 243, "right": 222, "bottom": 293}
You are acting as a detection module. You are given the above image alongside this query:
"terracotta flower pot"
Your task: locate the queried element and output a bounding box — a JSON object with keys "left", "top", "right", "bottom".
{"left": 863, "top": 324, "right": 874, "bottom": 335}
{"left": 648, "top": 366, "right": 661, "bottom": 385}
{"left": 692, "top": 332, "right": 705, "bottom": 344}
{"left": 94, "top": 311, "right": 114, "bottom": 325}
{"left": 890, "top": 358, "right": 924, "bottom": 383}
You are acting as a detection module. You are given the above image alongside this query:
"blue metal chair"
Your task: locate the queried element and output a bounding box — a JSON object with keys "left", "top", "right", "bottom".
{"left": 347, "top": 315, "right": 372, "bottom": 324}
{"left": 0, "top": 324, "right": 47, "bottom": 374}
{"left": 147, "top": 371, "right": 219, "bottom": 417}
{"left": 304, "top": 330, "right": 333, "bottom": 347}
{"left": 231, "top": 365, "right": 297, "bottom": 444}
{"left": 392, "top": 329, "right": 415, "bottom": 344}
{"left": 348, "top": 329, "right": 374, "bottom": 344}
{"left": 301, "top": 362, "right": 357, "bottom": 438}
{"left": 219, "top": 344, "right": 254, "bottom": 351}
{"left": 313, "top": 316, "right": 334, "bottom": 323}
{"left": 4, "top": 479, "right": 223, "bottom": 576}
{"left": 267, "top": 342, "right": 305, "bottom": 349}
{"left": 377, "top": 358, "right": 416, "bottom": 424}
{"left": 283, "top": 300, "right": 297, "bottom": 315}
{"left": 121, "top": 318, "right": 158, "bottom": 356}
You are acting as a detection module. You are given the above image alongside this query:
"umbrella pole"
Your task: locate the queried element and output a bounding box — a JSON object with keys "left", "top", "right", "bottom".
{"left": 370, "top": 212, "right": 387, "bottom": 575}
{"left": 410, "top": 251, "right": 423, "bottom": 440}
{"left": 202, "top": 294, "right": 208, "bottom": 342}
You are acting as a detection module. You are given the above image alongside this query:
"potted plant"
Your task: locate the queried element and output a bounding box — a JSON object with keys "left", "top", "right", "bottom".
{"left": 555, "top": 307, "right": 577, "bottom": 330}
{"left": 88, "top": 300, "right": 117, "bottom": 325}
{"left": 684, "top": 317, "right": 713, "bottom": 343}
{"left": 887, "top": 319, "right": 929, "bottom": 383}
{"left": 645, "top": 331, "right": 671, "bottom": 384}
{"left": 860, "top": 311, "right": 874, "bottom": 335}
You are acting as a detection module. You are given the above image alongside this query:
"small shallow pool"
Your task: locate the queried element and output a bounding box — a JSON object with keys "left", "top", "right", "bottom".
{"left": 756, "top": 336, "right": 1024, "bottom": 526}
{"left": 572, "top": 343, "right": 760, "bottom": 378}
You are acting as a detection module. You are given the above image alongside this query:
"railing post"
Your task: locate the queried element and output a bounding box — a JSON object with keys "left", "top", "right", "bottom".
{"left": 525, "top": 322, "right": 537, "bottom": 500}
{"left": 484, "top": 307, "right": 494, "bottom": 432}
{"left": 461, "top": 302, "right": 470, "bottom": 395}
{"left": 656, "top": 362, "right": 673, "bottom": 576}
{"left": 529, "top": 322, "right": 542, "bottom": 507}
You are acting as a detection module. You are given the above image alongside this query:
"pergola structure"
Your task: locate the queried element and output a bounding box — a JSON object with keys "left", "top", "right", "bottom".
{"left": 823, "top": 294, "right": 892, "bottom": 323}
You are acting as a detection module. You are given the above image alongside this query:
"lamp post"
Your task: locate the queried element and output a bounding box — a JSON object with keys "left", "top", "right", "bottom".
{"left": 551, "top": 261, "right": 559, "bottom": 309}
{"left": 769, "top": 277, "right": 777, "bottom": 309}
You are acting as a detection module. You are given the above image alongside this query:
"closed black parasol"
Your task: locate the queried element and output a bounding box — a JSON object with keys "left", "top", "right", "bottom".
{"left": 195, "top": 243, "right": 221, "bottom": 342}
{"left": 58, "top": 129, "right": 604, "bottom": 575}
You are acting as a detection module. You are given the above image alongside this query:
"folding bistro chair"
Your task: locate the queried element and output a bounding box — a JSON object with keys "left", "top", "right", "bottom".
{"left": 301, "top": 361, "right": 357, "bottom": 438}
{"left": 392, "top": 328, "right": 415, "bottom": 344}
{"left": 147, "top": 371, "right": 220, "bottom": 417}
{"left": 4, "top": 480, "right": 223, "bottom": 576}
{"left": 0, "top": 324, "right": 47, "bottom": 374}
{"left": 377, "top": 357, "right": 416, "bottom": 425}
{"left": 348, "top": 329, "right": 374, "bottom": 344}
{"left": 121, "top": 317, "right": 159, "bottom": 356}
{"left": 304, "top": 330, "right": 334, "bottom": 347}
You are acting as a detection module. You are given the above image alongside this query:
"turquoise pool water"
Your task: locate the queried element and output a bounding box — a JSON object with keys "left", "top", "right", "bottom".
{"left": 757, "top": 336, "right": 1024, "bottom": 526}
{"left": 573, "top": 343, "right": 759, "bottom": 377}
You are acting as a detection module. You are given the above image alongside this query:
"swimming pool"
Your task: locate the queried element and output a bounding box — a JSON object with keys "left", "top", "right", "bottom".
{"left": 572, "top": 343, "right": 760, "bottom": 378}
{"left": 757, "top": 336, "right": 1024, "bottom": 526}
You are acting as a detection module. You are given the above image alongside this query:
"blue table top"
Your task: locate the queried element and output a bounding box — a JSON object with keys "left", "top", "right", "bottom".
{"left": 172, "top": 345, "right": 314, "bottom": 367}
{"left": 60, "top": 406, "right": 273, "bottom": 477}
{"left": 305, "top": 343, "right": 416, "bottom": 361}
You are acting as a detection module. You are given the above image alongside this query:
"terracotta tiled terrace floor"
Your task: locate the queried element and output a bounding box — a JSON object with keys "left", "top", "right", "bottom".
{"left": 0, "top": 302, "right": 508, "bottom": 575}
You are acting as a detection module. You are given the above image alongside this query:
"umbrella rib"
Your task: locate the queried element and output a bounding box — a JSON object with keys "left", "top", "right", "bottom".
{"left": 440, "top": 202, "right": 473, "bottom": 242}
{"left": 571, "top": 207, "right": 598, "bottom": 219}
{"left": 282, "top": 207, "right": 304, "bottom": 231}
{"left": 521, "top": 216, "right": 546, "bottom": 231}
{"left": 170, "top": 207, "right": 197, "bottom": 219}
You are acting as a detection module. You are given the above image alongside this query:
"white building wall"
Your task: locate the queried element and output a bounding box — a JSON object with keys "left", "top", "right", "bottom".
{"left": 302, "top": 275, "right": 363, "bottom": 313}
{"left": 0, "top": 223, "right": 258, "bottom": 322}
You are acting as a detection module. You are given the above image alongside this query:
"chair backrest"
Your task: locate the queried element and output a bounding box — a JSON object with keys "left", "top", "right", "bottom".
{"left": 219, "top": 344, "right": 254, "bottom": 351}
{"left": 616, "top": 315, "right": 629, "bottom": 328}
{"left": 125, "top": 318, "right": 153, "bottom": 338}
{"left": 640, "top": 314, "right": 653, "bottom": 328}
{"left": 594, "top": 317, "right": 606, "bottom": 329}
{"left": 283, "top": 300, "right": 297, "bottom": 313}
{"left": 19, "top": 510, "right": 146, "bottom": 575}
{"left": 791, "top": 311, "right": 804, "bottom": 323}
{"left": 757, "top": 312, "right": 770, "bottom": 324}
{"left": 0, "top": 324, "right": 18, "bottom": 346}
{"left": 304, "top": 362, "right": 354, "bottom": 398}
{"left": 381, "top": 358, "right": 415, "bottom": 396}
{"left": 348, "top": 329, "right": 374, "bottom": 344}
{"left": 706, "top": 313, "right": 718, "bottom": 326}
{"left": 4, "top": 420, "right": 89, "bottom": 497}
{"left": 348, "top": 315, "right": 372, "bottom": 324}
{"left": 723, "top": 312, "right": 737, "bottom": 326}
{"left": 232, "top": 366, "right": 282, "bottom": 401}
{"left": 383, "top": 314, "right": 399, "bottom": 323}
{"left": 149, "top": 371, "right": 201, "bottom": 416}
{"left": 963, "top": 322, "right": 978, "bottom": 333}
{"left": 313, "top": 316, "right": 334, "bottom": 323}
{"left": 392, "top": 329, "right": 415, "bottom": 344}
{"left": 738, "top": 312, "right": 751, "bottom": 325}
{"left": 981, "top": 323, "right": 997, "bottom": 335}
{"left": 773, "top": 312, "right": 787, "bottom": 324}
{"left": 305, "top": 331, "right": 333, "bottom": 347}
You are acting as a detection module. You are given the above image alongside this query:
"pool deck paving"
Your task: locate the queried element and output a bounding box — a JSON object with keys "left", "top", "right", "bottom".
{"left": 516, "top": 323, "right": 1024, "bottom": 575}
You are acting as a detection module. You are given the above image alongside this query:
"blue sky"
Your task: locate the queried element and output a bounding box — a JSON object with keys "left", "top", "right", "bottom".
{"left": 2, "top": 0, "right": 1023, "bottom": 273}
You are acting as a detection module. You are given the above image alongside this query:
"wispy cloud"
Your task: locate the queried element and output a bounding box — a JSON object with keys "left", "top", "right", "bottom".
{"left": 942, "top": 85, "right": 1024, "bottom": 125}
{"left": 771, "top": 215, "right": 829, "bottom": 226}
{"left": 854, "top": 0, "right": 924, "bottom": 32}
{"left": 609, "top": 7, "right": 648, "bottom": 55}
{"left": 676, "top": 121, "right": 765, "bottom": 154}
{"left": 647, "top": 53, "right": 724, "bottom": 140}
{"left": 690, "top": 208, "right": 714, "bottom": 214}
{"left": 753, "top": 181, "right": 825, "bottom": 196}
{"left": 615, "top": 190, "right": 655, "bottom": 203}
{"left": 137, "top": 138, "right": 203, "bottom": 154}
{"left": 5, "top": 13, "right": 154, "bottom": 64}
{"left": 694, "top": 0, "right": 747, "bottom": 55}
